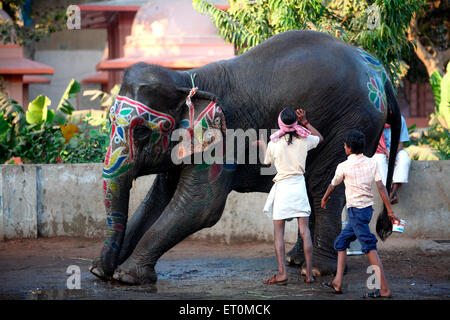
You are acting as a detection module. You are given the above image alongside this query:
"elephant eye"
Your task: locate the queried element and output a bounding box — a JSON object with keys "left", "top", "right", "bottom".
{"left": 133, "top": 125, "right": 152, "bottom": 142}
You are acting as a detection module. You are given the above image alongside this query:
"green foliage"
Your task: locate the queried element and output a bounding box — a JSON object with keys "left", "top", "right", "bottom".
{"left": 57, "top": 79, "right": 79, "bottom": 112}
{"left": 405, "top": 114, "right": 450, "bottom": 160}
{"left": 430, "top": 70, "right": 443, "bottom": 106}
{"left": 25, "top": 78, "right": 80, "bottom": 127}
{"left": 0, "top": 0, "right": 67, "bottom": 46}
{"left": 0, "top": 91, "right": 66, "bottom": 164}
{"left": 193, "top": 0, "right": 426, "bottom": 84}
{"left": 25, "top": 94, "right": 52, "bottom": 124}
{"left": 429, "top": 68, "right": 449, "bottom": 129}
{"left": 59, "top": 113, "right": 110, "bottom": 164}
{"left": 0, "top": 92, "right": 28, "bottom": 162}
{"left": 83, "top": 84, "right": 121, "bottom": 110}
{"left": 0, "top": 80, "right": 111, "bottom": 164}
{"left": 404, "top": 144, "right": 440, "bottom": 160}
{"left": 437, "top": 64, "right": 450, "bottom": 129}
{"left": 404, "top": 67, "right": 450, "bottom": 160}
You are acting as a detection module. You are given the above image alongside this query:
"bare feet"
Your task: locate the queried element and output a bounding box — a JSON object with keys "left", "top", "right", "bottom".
{"left": 390, "top": 193, "right": 398, "bottom": 204}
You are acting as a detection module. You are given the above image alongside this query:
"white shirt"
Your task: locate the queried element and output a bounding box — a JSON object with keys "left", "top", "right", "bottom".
{"left": 264, "top": 134, "right": 320, "bottom": 182}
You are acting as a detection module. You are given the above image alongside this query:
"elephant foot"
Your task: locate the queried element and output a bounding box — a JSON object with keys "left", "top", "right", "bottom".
{"left": 311, "top": 253, "right": 338, "bottom": 276}
{"left": 89, "top": 257, "right": 111, "bottom": 281}
{"left": 301, "top": 267, "right": 321, "bottom": 278}
{"left": 286, "top": 242, "right": 305, "bottom": 266}
{"left": 112, "top": 259, "right": 157, "bottom": 285}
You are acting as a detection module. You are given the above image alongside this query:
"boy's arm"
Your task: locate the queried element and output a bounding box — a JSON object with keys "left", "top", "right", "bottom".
{"left": 321, "top": 164, "right": 343, "bottom": 209}
{"left": 321, "top": 184, "right": 337, "bottom": 209}
{"left": 376, "top": 180, "right": 400, "bottom": 223}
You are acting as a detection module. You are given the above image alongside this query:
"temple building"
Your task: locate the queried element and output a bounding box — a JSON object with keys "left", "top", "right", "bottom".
{"left": 14, "top": 0, "right": 434, "bottom": 127}
{"left": 0, "top": 9, "right": 54, "bottom": 107}
{"left": 80, "top": 0, "right": 233, "bottom": 91}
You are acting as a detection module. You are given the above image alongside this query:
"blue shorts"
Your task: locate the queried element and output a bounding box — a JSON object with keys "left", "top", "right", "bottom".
{"left": 334, "top": 206, "right": 378, "bottom": 254}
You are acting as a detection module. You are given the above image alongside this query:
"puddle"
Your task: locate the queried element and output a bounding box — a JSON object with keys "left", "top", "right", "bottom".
{"left": 0, "top": 238, "right": 449, "bottom": 300}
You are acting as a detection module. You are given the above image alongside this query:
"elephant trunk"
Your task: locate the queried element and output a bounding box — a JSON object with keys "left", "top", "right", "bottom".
{"left": 101, "top": 173, "right": 132, "bottom": 276}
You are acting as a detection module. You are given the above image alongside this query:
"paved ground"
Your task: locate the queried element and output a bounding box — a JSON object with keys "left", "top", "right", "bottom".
{"left": 0, "top": 237, "right": 449, "bottom": 300}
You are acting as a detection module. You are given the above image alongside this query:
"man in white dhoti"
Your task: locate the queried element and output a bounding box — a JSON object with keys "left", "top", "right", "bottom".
{"left": 255, "top": 107, "right": 323, "bottom": 284}
{"left": 373, "top": 115, "right": 411, "bottom": 204}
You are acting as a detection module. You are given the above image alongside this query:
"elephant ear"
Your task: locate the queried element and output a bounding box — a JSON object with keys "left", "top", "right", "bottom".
{"left": 173, "top": 88, "right": 226, "bottom": 163}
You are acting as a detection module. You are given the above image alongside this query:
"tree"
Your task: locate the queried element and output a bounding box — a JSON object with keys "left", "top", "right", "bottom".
{"left": 193, "top": 0, "right": 426, "bottom": 85}
{"left": 407, "top": 0, "right": 450, "bottom": 77}
{"left": 0, "top": 0, "right": 66, "bottom": 46}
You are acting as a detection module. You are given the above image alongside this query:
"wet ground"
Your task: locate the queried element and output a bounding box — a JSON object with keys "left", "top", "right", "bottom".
{"left": 0, "top": 237, "right": 448, "bottom": 300}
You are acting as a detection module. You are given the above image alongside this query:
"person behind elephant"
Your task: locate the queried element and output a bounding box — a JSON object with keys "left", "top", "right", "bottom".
{"left": 320, "top": 130, "right": 400, "bottom": 298}
{"left": 255, "top": 107, "right": 323, "bottom": 284}
{"left": 373, "top": 115, "right": 411, "bottom": 204}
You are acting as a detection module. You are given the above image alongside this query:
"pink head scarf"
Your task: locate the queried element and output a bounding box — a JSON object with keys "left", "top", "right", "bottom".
{"left": 270, "top": 110, "right": 310, "bottom": 142}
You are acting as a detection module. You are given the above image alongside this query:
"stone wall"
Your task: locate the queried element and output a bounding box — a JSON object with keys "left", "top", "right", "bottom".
{"left": 0, "top": 161, "right": 448, "bottom": 242}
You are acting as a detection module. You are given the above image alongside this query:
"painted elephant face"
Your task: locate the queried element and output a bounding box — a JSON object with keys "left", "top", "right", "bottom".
{"left": 103, "top": 95, "right": 176, "bottom": 180}
{"left": 103, "top": 86, "right": 227, "bottom": 181}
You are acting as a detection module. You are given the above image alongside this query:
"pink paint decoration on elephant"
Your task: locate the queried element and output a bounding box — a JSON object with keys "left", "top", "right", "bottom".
{"left": 103, "top": 95, "right": 176, "bottom": 179}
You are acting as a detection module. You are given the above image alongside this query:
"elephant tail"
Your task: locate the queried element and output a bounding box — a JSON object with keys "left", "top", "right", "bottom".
{"left": 376, "top": 80, "right": 402, "bottom": 241}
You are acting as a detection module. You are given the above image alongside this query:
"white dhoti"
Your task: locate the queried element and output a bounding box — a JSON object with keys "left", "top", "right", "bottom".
{"left": 263, "top": 175, "right": 311, "bottom": 220}
{"left": 373, "top": 149, "right": 411, "bottom": 185}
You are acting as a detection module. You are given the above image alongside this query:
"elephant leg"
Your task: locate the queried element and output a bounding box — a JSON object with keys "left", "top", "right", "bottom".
{"left": 89, "top": 170, "right": 180, "bottom": 280}
{"left": 118, "top": 170, "right": 181, "bottom": 263}
{"left": 112, "top": 164, "right": 235, "bottom": 284}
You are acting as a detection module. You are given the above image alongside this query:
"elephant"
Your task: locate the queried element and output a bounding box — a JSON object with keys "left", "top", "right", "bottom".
{"left": 89, "top": 30, "right": 401, "bottom": 284}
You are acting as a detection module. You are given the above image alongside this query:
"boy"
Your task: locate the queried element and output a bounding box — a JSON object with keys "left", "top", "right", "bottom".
{"left": 320, "top": 130, "right": 400, "bottom": 298}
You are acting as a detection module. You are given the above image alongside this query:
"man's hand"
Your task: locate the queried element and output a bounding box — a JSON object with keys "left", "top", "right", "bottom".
{"left": 296, "top": 108, "right": 308, "bottom": 126}
{"left": 251, "top": 134, "right": 266, "bottom": 147}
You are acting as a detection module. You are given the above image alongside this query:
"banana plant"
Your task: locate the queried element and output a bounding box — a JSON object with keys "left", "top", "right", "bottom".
{"left": 26, "top": 78, "right": 80, "bottom": 127}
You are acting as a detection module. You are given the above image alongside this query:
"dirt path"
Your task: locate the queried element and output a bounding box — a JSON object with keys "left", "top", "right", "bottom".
{"left": 0, "top": 237, "right": 448, "bottom": 300}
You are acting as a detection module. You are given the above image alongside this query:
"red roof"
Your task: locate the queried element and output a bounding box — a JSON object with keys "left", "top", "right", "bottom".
{"left": 0, "top": 58, "right": 54, "bottom": 75}
{"left": 23, "top": 75, "right": 51, "bottom": 84}
{"left": 82, "top": 71, "right": 108, "bottom": 84}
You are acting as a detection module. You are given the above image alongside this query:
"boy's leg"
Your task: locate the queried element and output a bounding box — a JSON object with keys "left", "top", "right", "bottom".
{"left": 298, "top": 217, "right": 313, "bottom": 281}
{"left": 332, "top": 250, "right": 346, "bottom": 291}
{"left": 390, "top": 183, "right": 401, "bottom": 204}
{"left": 328, "top": 215, "right": 356, "bottom": 291}
{"left": 349, "top": 207, "right": 391, "bottom": 297}
{"left": 366, "top": 250, "right": 391, "bottom": 297}
{"left": 273, "top": 219, "right": 287, "bottom": 280}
